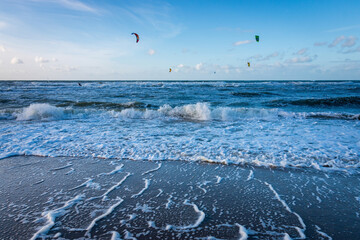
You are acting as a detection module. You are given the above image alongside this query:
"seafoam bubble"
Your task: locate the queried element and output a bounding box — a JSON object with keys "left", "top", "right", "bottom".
{"left": 159, "top": 102, "right": 211, "bottom": 121}
{"left": 16, "top": 104, "right": 65, "bottom": 121}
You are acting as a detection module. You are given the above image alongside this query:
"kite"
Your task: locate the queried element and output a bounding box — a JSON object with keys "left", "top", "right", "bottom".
{"left": 247, "top": 62, "right": 250, "bottom": 67}
{"left": 169, "top": 68, "right": 172, "bottom": 72}
{"left": 131, "top": 33, "right": 139, "bottom": 43}
{"left": 255, "top": 35, "right": 259, "bottom": 42}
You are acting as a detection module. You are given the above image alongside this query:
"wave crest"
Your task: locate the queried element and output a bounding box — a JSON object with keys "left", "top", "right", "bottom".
{"left": 159, "top": 103, "right": 211, "bottom": 121}
{"left": 16, "top": 103, "right": 65, "bottom": 121}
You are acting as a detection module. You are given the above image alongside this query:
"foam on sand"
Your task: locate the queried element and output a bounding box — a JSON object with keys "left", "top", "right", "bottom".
{"left": 166, "top": 200, "right": 205, "bottom": 230}
{"left": 315, "top": 225, "right": 333, "bottom": 240}
{"left": 30, "top": 194, "right": 84, "bottom": 240}
{"left": 98, "top": 164, "right": 124, "bottom": 176}
{"left": 246, "top": 170, "right": 254, "bottom": 181}
{"left": 50, "top": 163, "right": 73, "bottom": 171}
{"left": 110, "top": 231, "right": 122, "bottom": 240}
{"left": 283, "top": 233, "right": 292, "bottom": 240}
{"left": 88, "top": 172, "right": 131, "bottom": 201}
{"left": 264, "top": 182, "right": 306, "bottom": 239}
{"left": 236, "top": 223, "right": 248, "bottom": 240}
{"left": 142, "top": 162, "right": 162, "bottom": 175}
{"left": 70, "top": 178, "right": 101, "bottom": 191}
{"left": 131, "top": 179, "right": 150, "bottom": 198}
{"left": 86, "top": 197, "right": 124, "bottom": 237}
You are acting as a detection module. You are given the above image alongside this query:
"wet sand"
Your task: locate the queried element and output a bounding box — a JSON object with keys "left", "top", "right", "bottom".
{"left": 0, "top": 156, "right": 359, "bottom": 239}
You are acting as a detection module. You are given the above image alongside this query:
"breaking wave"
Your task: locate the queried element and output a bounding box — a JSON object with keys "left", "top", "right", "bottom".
{"left": 110, "top": 102, "right": 360, "bottom": 121}
{"left": 15, "top": 104, "right": 66, "bottom": 121}
{"left": 7, "top": 102, "right": 360, "bottom": 122}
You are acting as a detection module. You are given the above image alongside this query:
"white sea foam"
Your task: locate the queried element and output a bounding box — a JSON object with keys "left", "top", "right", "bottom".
{"left": 131, "top": 179, "right": 150, "bottom": 198}
{"left": 246, "top": 170, "right": 254, "bottom": 181}
{"left": 1, "top": 98, "right": 360, "bottom": 174}
{"left": 142, "top": 162, "right": 162, "bottom": 175}
{"left": 165, "top": 195, "right": 174, "bottom": 209}
{"left": 30, "top": 194, "right": 84, "bottom": 240}
{"left": 166, "top": 200, "right": 205, "bottom": 230}
{"left": 87, "top": 172, "right": 130, "bottom": 201}
{"left": 86, "top": 197, "right": 123, "bottom": 237}
{"left": 315, "top": 225, "right": 333, "bottom": 239}
{"left": 215, "top": 176, "right": 222, "bottom": 184}
{"left": 16, "top": 103, "right": 66, "bottom": 121}
{"left": 70, "top": 178, "right": 100, "bottom": 191}
{"left": 123, "top": 230, "right": 137, "bottom": 240}
{"left": 264, "top": 182, "right": 306, "bottom": 238}
{"left": 108, "top": 103, "right": 360, "bottom": 122}
{"left": 110, "top": 231, "right": 122, "bottom": 240}
{"left": 50, "top": 163, "right": 73, "bottom": 171}
{"left": 159, "top": 103, "right": 211, "bottom": 120}
{"left": 98, "top": 164, "right": 124, "bottom": 176}
{"left": 283, "top": 233, "right": 292, "bottom": 240}
{"left": 236, "top": 223, "right": 248, "bottom": 240}
{"left": 134, "top": 203, "right": 153, "bottom": 213}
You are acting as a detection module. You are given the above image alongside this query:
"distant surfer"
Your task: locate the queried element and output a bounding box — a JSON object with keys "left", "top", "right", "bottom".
{"left": 78, "top": 82, "right": 82, "bottom": 86}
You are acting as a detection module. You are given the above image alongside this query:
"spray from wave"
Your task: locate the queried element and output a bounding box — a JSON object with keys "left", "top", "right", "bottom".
{"left": 9, "top": 102, "right": 360, "bottom": 122}
{"left": 110, "top": 102, "right": 360, "bottom": 121}
{"left": 16, "top": 104, "right": 66, "bottom": 121}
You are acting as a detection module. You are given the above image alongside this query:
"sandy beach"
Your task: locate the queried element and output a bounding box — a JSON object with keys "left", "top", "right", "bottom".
{"left": 1, "top": 155, "right": 359, "bottom": 239}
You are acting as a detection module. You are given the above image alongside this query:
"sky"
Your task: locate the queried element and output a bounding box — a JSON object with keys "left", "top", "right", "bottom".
{"left": 0, "top": 0, "right": 360, "bottom": 80}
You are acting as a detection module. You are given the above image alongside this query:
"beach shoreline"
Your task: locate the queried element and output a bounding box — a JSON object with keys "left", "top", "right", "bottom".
{"left": 1, "top": 155, "right": 359, "bottom": 239}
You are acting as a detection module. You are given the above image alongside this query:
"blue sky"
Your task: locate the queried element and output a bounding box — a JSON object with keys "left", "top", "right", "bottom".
{"left": 0, "top": 0, "right": 359, "bottom": 80}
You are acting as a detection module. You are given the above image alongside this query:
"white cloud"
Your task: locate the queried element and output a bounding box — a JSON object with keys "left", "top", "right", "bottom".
{"left": 195, "top": 63, "right": 203, "bottom": 70}
{"left": 177, "top": 64, "right": 184, "bottom": 68}
{"left": 329, "top": 36, "right": 345, "bottom": 47}
{"left": 286, "top": 56, "right": 316, "bottom": 64}
{"left": 342, "top": 46, "right": 360, "bottom": 54}
{"left": 124, "top": 4, "right": 182, "bottom": 38}
{"left": 33, "top": 0, "right": 98, "bottom": 13}
{"left": 314, "top": 42, "right": 327, "bottom": 47}
{"left": 233, "top": 40, "right": 252, "bottom": 46}
{"left": 263, "top": 52, "right": 279, "bottom": 60}
{"left": 148, "top": 49, "right": 155, "bottom": 55}
{"left": 11, "top": 57, "right": 24, "bottom": 64}
{"left": 249, "top": 52, "right": 279, "bottom": 61}
{"left": 35, "top": 56, "right": 50, "bottom": 63}
{"left": 325, "top": 25, "right": 360, "bottom": 33}
{"left": 341, "top": 36, "right": 357, "bottom": 48}
{"left": 295, "top": 48, "right": 307, "bottom": 55}
{"left": 0, "top": 45, "right": 5, "bottom": 52}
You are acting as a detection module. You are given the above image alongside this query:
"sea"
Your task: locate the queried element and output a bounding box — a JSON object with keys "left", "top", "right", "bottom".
{"left": 1, "top": 80, "right": 360, "bottom": 173}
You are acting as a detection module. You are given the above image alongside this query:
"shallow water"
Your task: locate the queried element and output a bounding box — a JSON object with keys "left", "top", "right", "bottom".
{"left": 1, "top": 156, "right": 359, "bottom": 239}
{"left": 0, "top": 81, "right": 359, "bottom": 173}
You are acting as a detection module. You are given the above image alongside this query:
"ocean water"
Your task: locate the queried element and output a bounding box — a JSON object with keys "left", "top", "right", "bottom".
{"left": 1, "top": 80, "right": 360, "bottom": 173}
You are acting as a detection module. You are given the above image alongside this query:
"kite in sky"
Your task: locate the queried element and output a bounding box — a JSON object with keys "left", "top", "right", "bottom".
{"left": 131, "top": 33, "right": 139, "bottom": 43}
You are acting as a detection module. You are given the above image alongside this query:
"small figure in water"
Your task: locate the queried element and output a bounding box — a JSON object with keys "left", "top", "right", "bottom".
{"left": 78, "top": 82, "right": 82, "bottom": 86}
